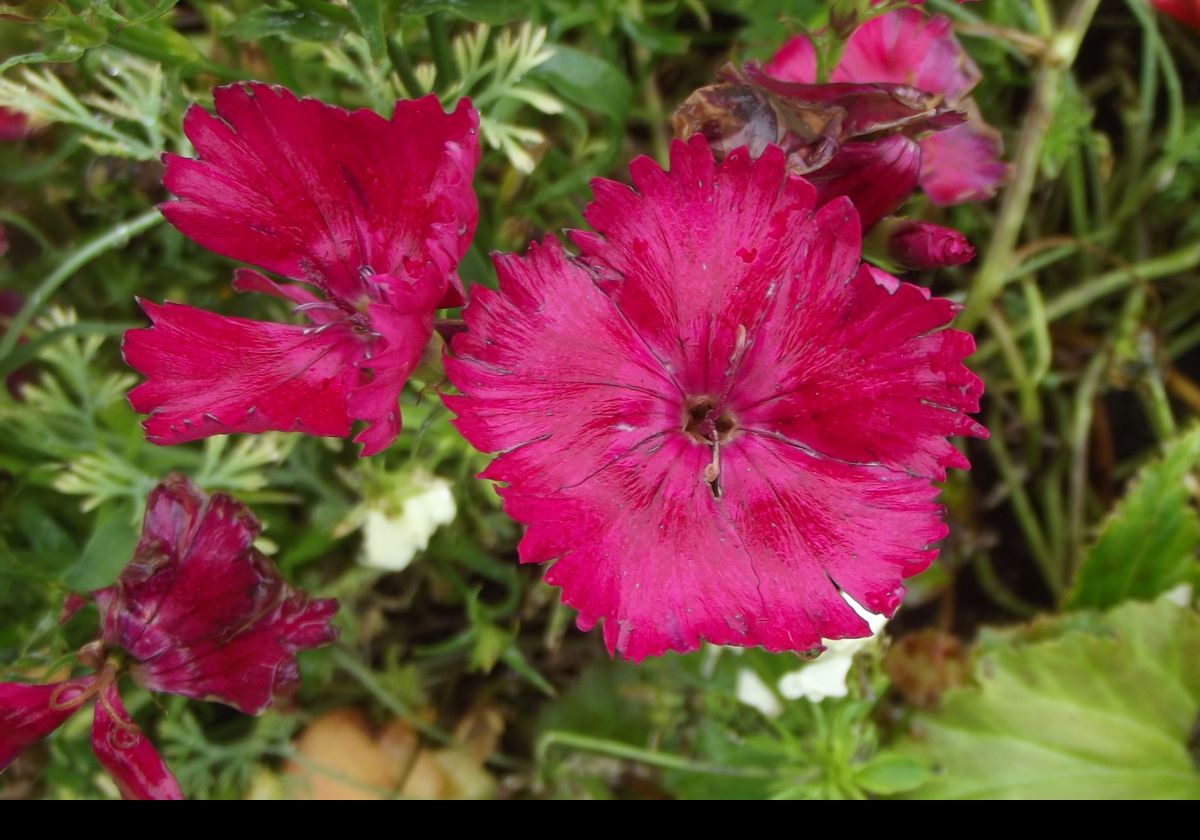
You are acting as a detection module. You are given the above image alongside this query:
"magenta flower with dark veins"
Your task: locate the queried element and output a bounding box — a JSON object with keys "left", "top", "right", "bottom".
{"left": 0, "top": 475, "right": 338, "bottom": 799}
{"left": 124, "top": 84, "right": 480, "bottom": 456}
{"left": 765, "top": 7, "right": 1007, "bottom": 207}
{"left": 445, "top": 138, "right": 986, "bottom": 661}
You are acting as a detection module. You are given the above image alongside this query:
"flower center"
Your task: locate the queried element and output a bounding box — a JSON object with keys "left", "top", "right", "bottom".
{"left": 683, "top": 396, "right": 738, "bottom": 445}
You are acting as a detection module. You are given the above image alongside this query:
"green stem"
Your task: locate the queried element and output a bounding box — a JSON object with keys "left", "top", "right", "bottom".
{"left": 0, "top": 208, "right": 162, "bottom": 363}
{"left": 426, "top": 14, "right": 455, "bottom": 88}
{"left": 973, "top": 241, "right": 1200, "bottom": 364}
{"left": 1066, "top": 351, "right": 1107, "bottom": 590}
{"left": 536, "top": 731, "right": 777, "bottom": 779}
{"left": 330, "top": 647, "right": 452, "bottom": 746}
{"left": 958, "top": 0, "right": 1102, "bottom": 331}
{"left": 987, "top": 407, "right": 1061, "bottom": 598}
{"left": 387, "top": 36, "right": 425, "bottom": 98}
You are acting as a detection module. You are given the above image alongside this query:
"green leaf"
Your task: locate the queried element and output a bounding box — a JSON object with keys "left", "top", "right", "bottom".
{"left": 1067, "top": 426, "right": 1200, "bottom": 610}
{"left": 854, "top": 752, "right": 931, "bottom": 795}
{"left": 533, "top": 45, "right": 632, "bottom": 126}
{"left": 62, "top": 501, "right": 139, "bottom": 592}
{"left": 395, "top": 0, "right": 531, "bottom": 24}
{"left": 347, "top": 0, "right": 387, "bottom": 63}
{"left": 618, "top": 16, "right": 689, "bottom": 55}
{"left": 225, "top": 7, "right": 344, "bottom": 42}
{"left": 898, "top": 599, "right": 1200, "bottom": 799}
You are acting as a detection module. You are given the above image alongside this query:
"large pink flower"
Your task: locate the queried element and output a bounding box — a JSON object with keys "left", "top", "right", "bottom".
{"left": 445, "top": 138, "right": 985, "bottom": 661}
{"left": 765, "top": 8, "right": 1006, "bottom": 206}
{"left": 124, "top": 84, "right": 480, "bottom": 456}
{"left": 0, "top": 475, "right": 338, "bottom": 799}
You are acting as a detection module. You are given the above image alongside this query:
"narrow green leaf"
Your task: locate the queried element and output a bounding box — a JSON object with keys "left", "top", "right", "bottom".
{"left": 62, "top": 501, "right": 139, "bottom": 592}
{"left": 533, "top": 45, "right": 631, "bottom": 127}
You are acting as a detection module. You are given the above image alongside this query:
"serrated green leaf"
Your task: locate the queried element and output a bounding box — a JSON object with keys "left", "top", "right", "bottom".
{"left": 533, "top": 45, "right": 631, "bottom": 126}
{"left": 899, "top": 599, "right": 1200, "bottom": 799}
{"left": 1067, "top": 426, "right": 1200, "bottom": 610}
{"left": 225, "top": 7, "right": 344, "bottom": 42}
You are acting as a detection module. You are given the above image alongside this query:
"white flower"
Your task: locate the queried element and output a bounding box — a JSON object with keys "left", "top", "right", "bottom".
{"left": 776, "top": 594, "right": 888, "bottom": 703}
{"left": 735, "top": 668, "right": 783, "bottom": 719}
{"left": 359, "top": 472, "right": 457, "bottom": 572}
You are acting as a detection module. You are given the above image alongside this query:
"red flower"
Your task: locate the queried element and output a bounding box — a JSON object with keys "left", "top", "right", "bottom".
{"left": 880, "top": 219, "right": 975, "bottom": 270}
{"left": 124, "top": 84, "right": 480, "bottom": 456}
{"left": 445, "top": 138, "right": 985, "bottom": 661}
{"left": 0, "top": 475, "right": 338, "bottom": 799}
{"left": 1154, "top": 0, "right": 1200, "bottom": 31}
{"left": 0, "top": 107, "right": 32, "bottom": 141}
{"left": 765, "top": 8, "right": 1007, "bottom": 208}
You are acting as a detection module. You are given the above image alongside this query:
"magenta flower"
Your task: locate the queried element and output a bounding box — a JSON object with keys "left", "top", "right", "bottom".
{"left": 445, "top": 138, "right": 985, "bottom": 661}
{"left": 880, "top": 219, "right": 975, "bottom": 270}
{"left": 0, "top": 475, "right": 338, "bottom": 799}
{"left": 0, "top": 107, "right": 32, "bottom": 142}
{"left": 765, "top": 7, "right": 1007, "bottom": 207}
{"left": 124, "top": 84, "right": 480, "bottom": 456}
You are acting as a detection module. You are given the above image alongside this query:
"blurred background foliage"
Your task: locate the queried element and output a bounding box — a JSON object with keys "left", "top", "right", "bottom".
{"left": 0, "top": 0, "right": 1198, "bottom": 799}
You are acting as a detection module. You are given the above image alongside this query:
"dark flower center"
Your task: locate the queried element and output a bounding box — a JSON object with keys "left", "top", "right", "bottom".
{"left": 683, "top": 396, "right": 738, "bottom": 445}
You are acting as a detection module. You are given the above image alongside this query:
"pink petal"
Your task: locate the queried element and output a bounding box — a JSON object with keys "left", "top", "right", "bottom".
{"left": 447, "top": 138, "right": 985, "bottom": 660}
{"left": 124, "top": 298, "right": 365, "bottom": 445}
{"left": 1, "top": 679, "right": 93, "bottom": 770}
{"left": 91, "top": 684, "right": 183, "bottom": 800}
{"left": 805, "top": 135, "right": 922, "bottom": 230}
{"left": 95, "top": 476, "right": 339, "bottom": 714}
{"left": 833, "top": 9, "right": 981, "bottom": 104}
{"left": 884, "top": 219, "right": 975, "bottom": 269}
{"left": 348, "top": 272, "right": 443, "bottom": 457}
{"left": 161, "top": 84, "right": 479, "bottom": 309}
{"left": 919, "top": 119, "right": 1008, "bottom": 204}
{"left": 762, "top": 35, "right": 816, "bottom": 83}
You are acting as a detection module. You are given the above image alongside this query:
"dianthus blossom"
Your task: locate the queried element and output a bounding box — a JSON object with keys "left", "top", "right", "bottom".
{"left": 0, "top": 475, "right": 338, "bottom": 799}
{"left": 124, "top": 84, "right": 480, "bottom": 456}
{"left": 445, "top": 138, "right": 985, "bottom": 661}
{"left": 764, "top": 7, "right": 1007, "bottom": 207}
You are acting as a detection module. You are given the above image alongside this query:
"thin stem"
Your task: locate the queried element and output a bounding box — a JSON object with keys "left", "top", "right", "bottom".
{"left": 426, "top": 14, "right": 455, "bottom": 89}
{"left": 1066, "top": 351, "right": 1107, "bottom": 591}
{"left": 0, "top": 208, "right": 162, "bottom": 362}
{"left": 959, "top": 0, "right": 1102, "bottom": 331}
{"left": 330, "top": 646, "right": 453, "bottom": 746}
{"left": 387, "top": 36, "right": 425, "bottom": 98}
{"left": 973, "top": 241, "right": 1200, "bottom": 364}
{"left": 536, "top": 731, "right": 778, "bottom": 779}
{"left": 987, "top": 407, "right": 1060, "bottom": 598}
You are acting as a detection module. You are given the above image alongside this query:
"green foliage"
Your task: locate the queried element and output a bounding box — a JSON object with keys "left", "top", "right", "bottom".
{"left": 898, "top": 598, "right": 1200, "bottom": 799}
{"left": 1068, "top": 427, "right": 1200, "bottom": 610}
